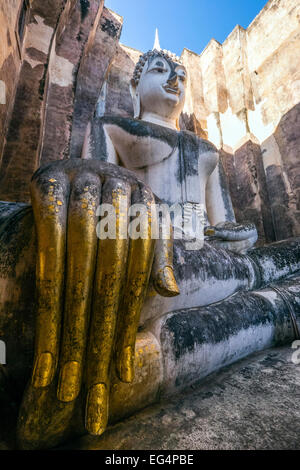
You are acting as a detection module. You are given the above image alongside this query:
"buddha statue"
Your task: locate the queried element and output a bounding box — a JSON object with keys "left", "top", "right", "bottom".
{"left": 0, "top": 43, "right": 300, "bottom": 450}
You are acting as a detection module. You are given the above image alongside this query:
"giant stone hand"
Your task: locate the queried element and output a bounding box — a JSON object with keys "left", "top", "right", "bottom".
{"left": 27, "top": 158, "right": 179, "bottom": 437}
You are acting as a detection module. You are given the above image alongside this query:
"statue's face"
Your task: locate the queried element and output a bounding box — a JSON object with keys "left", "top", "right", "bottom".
{"left": 137, "top": 55, "right": 187, "bottom": 121}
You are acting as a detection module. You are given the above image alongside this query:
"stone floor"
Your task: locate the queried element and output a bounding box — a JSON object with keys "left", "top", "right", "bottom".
{"left": 62, "top": 346, "right": 300, "bottom": 450}
{"left": 1, "top": 345, "right": 300, "bottom": 450}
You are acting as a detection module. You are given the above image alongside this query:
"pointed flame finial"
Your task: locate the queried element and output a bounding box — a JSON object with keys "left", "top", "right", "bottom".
{"left": 153, "top": 28, "right": 161, "bottom": 51}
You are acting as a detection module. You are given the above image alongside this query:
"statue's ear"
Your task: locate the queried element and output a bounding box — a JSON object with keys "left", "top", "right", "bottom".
{"left": 130, "top": 79, "right": 141, "bottom": 119}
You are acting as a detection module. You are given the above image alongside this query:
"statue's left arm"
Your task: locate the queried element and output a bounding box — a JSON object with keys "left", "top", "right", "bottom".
{"left": 205, "top": 158, "right": 258, "bottom": 253}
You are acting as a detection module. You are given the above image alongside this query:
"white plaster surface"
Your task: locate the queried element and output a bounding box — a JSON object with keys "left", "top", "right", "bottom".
{"left": 49, "top": 54, "right": 74, "bottom": 87}
{"left": 140, "top": 273, "right": 253, "bottom": 326}
{"left": 159, "top": 321, "right": 287, "bottom": 395}
{"left": 248, "top": 99, "right": 278, "bottom": 144}
{"left": 26, "top": 16, "right": 53, "bottom": 56}
{"left": 0, "top": 81, "right": 6, "bottom": 105}
{"left": 207, "top": 113, "right": 222, "bottom": 149}
{"left": 219, "top": 106, "right": 247, "bottom": 149}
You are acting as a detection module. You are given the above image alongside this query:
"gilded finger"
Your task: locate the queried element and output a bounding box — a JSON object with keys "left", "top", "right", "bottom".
{"left": 115, "top": 183, "right": 156, "bottom": 383}
{"left": 57, "top": 173, "right": 101, "bottom": 403}
{"left": 85, "top": 178, "right": 131, "bottom": 435}
{"left": 30, "top": 170, "right": 69, "bottom": 388}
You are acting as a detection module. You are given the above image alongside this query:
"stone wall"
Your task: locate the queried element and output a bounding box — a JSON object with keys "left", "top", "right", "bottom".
{"left": 0, "top": 0, "right": 67, "bottom": 202}
{"left": 0, "top": 0, "right": 299, "bottom": 243}
{"left": 40, "top": 0, "right": 106, "bottom": 165}
{"left": 0, "top": 0, "right": 122, "bottom": 202}
{"left": 0, "top": 0, "right": 23, "bottom": 165}
{"left": 185, "top": 0, "right": 300, "bottom": 242}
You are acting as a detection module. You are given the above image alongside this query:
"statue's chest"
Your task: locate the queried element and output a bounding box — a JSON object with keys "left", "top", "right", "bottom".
{"left": 119, "top": 135, "right": 214, "bottom": 206}
{"left": 106, "top": 124, "right": 177, "bottom": 170}
{"left": 105, "top": 123, "right": 217, "bottom": 205}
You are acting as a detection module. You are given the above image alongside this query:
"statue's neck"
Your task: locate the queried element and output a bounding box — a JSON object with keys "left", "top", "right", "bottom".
{"left": 140, "top": 112, "right": 178, "bottom": 130}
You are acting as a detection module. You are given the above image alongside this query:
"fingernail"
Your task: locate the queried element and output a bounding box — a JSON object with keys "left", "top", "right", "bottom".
{"left": 32, "top": 352, "right": 54, "bottom": 388}
{"left": 155, "top": 266, "right": 180, "bottom": 297}
{"left": 57, "top": 361, "right": 81, "bottom": 402}
{"left": 162, "top": 267, "right": 180, "bottom": 296}
{"left": 205, "top": 227, "right": 215, "bottom": 236}
{"left": 118, "top": 346, "right": 135, "bottom": 383}
{"left": 85, "top": 384, "right": 108, "bottom": 436}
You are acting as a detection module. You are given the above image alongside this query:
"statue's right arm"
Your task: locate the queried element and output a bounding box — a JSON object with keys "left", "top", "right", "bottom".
{"left": 205, "top": 158, "right": 258, "bottom": 253}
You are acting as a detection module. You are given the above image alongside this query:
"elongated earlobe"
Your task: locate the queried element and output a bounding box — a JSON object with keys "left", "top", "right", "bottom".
{"left": 130, "top": 79, "right": 141, "bottom": 119}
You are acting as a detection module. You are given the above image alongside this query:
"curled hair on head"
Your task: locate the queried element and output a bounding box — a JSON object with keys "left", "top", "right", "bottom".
{"left": 132, "top": 49, "right": 183, "bottom": 86}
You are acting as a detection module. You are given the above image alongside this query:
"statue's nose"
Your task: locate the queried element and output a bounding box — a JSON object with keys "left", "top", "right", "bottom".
{"left": 167, "top": 70, "right": 178, "bottom": 87}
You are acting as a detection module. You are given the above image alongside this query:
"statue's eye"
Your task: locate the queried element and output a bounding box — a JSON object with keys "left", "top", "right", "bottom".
{"left": 150, "top": 61, "right": 167, "bottom": 73}
{"left": 149, "top": 66, "right": 166, "bottom": 74}
{"left": 176, "top": 67, "right": 187, "bottom": 83}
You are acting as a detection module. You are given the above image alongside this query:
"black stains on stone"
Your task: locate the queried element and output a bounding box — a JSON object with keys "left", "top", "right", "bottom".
{"left": 276, "top": 276, "right": 300, "bottom": 329}
{"left": 26, "top": 47, "right": 47, "bottom": 63}
{"left": 76, "top": 31, "right": 83, "bottom": 42}
{"left": 38, "top": 64, "right": 47, "bottom": 101}
{"left": 0, "top": 197, "right": 36, "bottom": 412}
{"left": 80, "top": 0, "right": 90, "bottom": 20}
{"left": 214, "top": 221, "right": 256, "bottom": 234}
{"left": 0, "top": 202, "right": 30, "bottom": 229}
{"left": 18, "top": 0, "right": 28, "bottom": 45}
{"left": 91, "top": 117, "right": 108, "bottom": 161}
{"left": 179, "top": 131, "right": 201, "bottom": 179}
{"left": 265, "top": 164, "right": 295, "bottom": 240}
{"left": 161, "top": 289, "right": 289, "bottom": 364}
{"left": 248, "top": 238, "right": 300, "bottom": 285}
{"left": 217, "top": 160, "right": 236, "bottom": 222}
{"left": 6, "top": 29, "right": 12, "bottom": 47}
{"left": 0, "top": 53, "right": 16, "bottom": 136}
{"left": 0, "top": 202, "right": 33, "bottom": 277}
{"left": 175, "top": 131, "right": 217, "bottom": 185}
{"left": 98, "top": 115, "right": 178, "bottom": 148}
{"left": 100, "top": 17, "right": 121, "bottom": 38}
{"left": 173, "top": 239, "right": 251, "bottom": 283}
{"left": 95, "top": 116, "right": 218, "bottom": 174}
{"left": 31, "top": 157, "right": 143, "bottom": 193}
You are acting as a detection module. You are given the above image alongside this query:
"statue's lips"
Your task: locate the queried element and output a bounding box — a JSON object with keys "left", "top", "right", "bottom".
{"left": 162, "top": 85, "right": 180, "bottom": 96}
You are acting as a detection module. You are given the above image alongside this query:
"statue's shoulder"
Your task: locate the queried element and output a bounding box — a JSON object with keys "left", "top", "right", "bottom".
{"left": 180, "top": 129, "right": 218, "bottom": 156}
{"left": 94, "top": 115, "right": 151, "bottom": 134}
{"left": 94, "top": 115, "right": 178, "bottom": 147}
{"left": 96, "top": 115, "right": 152, "bottom": 137}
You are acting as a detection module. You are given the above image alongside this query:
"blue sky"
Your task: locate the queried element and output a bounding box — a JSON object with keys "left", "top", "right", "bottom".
{"left": 105, "top": 0, "right": 269, "bottom": 55}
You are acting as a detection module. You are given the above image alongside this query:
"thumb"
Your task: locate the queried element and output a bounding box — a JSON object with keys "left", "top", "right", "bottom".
{"left": 151, "top": 227, "right": 180, "bottom": 297}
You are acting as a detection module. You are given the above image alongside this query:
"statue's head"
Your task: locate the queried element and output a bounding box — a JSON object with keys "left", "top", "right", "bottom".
{"left": 130, "top": 49, "right": 187, "bottom": 128}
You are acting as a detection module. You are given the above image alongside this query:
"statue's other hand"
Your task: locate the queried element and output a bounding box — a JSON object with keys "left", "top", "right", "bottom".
{"left": 29, "top": 158, "right": 179, "bottom": 437}
{"left": 204, "top": 221, "right": 258, "bottom": 253}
